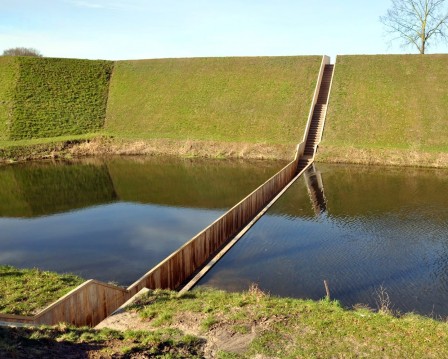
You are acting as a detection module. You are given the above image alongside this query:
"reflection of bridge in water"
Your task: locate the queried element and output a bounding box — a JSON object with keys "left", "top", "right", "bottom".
{"left": 304, "top": 164, "right": 327, "bottom": 216}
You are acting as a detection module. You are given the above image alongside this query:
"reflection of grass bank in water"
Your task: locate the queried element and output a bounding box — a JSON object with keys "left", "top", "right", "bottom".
{"left": 0, "top": 265, "right": 83, "bottom": 316}
{"left": 316, "top": 162, "right": 448, "bottom": 217}
{"left": 2, "top": 287, "right": 448, "bottom": 358}
{"left": 108, "top": 155, "right": 285, "bottom": 209}
{"left": 0, "top": 155, "right": 284, "bottom": 218}
{"left": 0, "top": 159, "right": 116, "bottom": 218}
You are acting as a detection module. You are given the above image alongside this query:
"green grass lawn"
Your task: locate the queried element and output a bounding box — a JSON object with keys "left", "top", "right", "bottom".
{"left": 131, "top": 288, "right": 448, "bottom": 358}
{"left": 105, "top": 56, "right": 321, "bottom": 145}
{"left": 0, "top": 265, "right": 83, "bottom": 316}
{"left": 323, "top": 54, "right": 448, "bottom": 153}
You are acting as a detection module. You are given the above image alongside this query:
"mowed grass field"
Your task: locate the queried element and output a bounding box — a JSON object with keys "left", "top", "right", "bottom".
{"left": 323, "top": 54, "right": 448, "bottom": 153}
{"left": 105, "top": 56, "right": 321, "bottom": 145}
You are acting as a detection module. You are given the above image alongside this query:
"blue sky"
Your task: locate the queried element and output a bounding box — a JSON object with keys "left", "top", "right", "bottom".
{"left": 1, "top": 0, "right": 447, "bottom": 60}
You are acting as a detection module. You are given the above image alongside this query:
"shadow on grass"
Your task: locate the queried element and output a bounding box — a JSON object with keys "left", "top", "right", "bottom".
{"left": 0, "top": 326, "right": 106, "bottom": 359}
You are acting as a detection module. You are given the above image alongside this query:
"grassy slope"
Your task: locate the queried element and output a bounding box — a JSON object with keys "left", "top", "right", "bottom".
{"left": 133, "top": 289, "right": 448, "bottom": 358}
{"left": 10, "top": 57, "right": 113, "bottom": 140}
{"left": 105, "top": 56, "right": 321, "bottom": 144}
{"left": 0, "top": 57, "right": 19, "bottom": 141}
{"left": 0, "top": 265, "right": 83, "bottom": 315}
{"left": 323, "top": 54, "right": 448, "bottom": 153}
{"left": 2, "top": 288, "right": 447, "bottom": 358}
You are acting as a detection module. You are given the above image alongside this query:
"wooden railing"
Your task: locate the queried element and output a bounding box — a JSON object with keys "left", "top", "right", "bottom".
{"left": 0, "top": 55, "right": 330, "bottom": 327}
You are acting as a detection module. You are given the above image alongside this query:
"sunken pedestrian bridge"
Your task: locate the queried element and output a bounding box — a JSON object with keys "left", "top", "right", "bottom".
{"left": 0, "top": 57, "right": 334, "bottom": 327}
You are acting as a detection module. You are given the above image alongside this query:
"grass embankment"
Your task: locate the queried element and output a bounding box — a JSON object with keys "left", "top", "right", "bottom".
{"left": 7, "top": 57, "right": 113, "bottom": 140}
{"left": 0, "top": 266, "right": 83, "bottom": 316}
{"left": 320, "top": 54, "right": 448, "bottom": 167}
{"left": 1, "top": 56, "right": 321, "bottom": 162}
{"left": 2, "top": 287, "right": 448, "bottom": 358}
{"left": 0, "top": 56, "right": 112, "bottom": 160}
{"left": 0, "top": 57, "right": 19, "bottom": 141}
{"left": 105, "top": 56, "right": 321, "bottom": 145}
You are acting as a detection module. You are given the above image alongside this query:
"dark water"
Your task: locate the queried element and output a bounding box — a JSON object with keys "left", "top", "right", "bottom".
{"left": 198, "top": 163, "right": 448, "bottom": 317}
{"left": 0, "top": 157, "right": 284, "bottom": 285}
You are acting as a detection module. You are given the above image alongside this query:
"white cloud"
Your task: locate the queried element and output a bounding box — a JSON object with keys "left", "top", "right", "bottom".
{"left": 66, "top": 0, "right": 104, "bottom": 9}
{"left": 64, "top": 0, "right": 143, "bottom": 11}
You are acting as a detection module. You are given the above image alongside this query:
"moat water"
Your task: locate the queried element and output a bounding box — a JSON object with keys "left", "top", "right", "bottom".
{"left": 2, "top": 158, "right": 448, "bottom": 317}
{"left": 0, "top": 156, "right": 284, "bottom": 285}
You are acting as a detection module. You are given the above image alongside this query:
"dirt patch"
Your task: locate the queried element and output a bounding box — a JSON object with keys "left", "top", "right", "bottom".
{"left": 97, "top": 307, "right": 279, "bottom": 358}
{"left": 204, "top": 326, "right": 256, "bottom": 357}
{"left": 96, "top": 310, "right": 150, "bottom": 332}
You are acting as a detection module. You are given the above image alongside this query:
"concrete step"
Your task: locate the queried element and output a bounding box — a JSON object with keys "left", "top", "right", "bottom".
{"left": 95, "top": 288, "right": 150, "bottom": 329}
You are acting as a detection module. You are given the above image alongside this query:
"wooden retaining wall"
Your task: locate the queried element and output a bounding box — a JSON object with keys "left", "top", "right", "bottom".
{"left": 0, "top": 55, "right": 329, "bottom": 327}
{"left": 0, "top": 280, "right": 130, "bottom": 326}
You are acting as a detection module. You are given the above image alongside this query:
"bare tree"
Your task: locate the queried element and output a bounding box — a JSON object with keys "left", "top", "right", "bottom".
{"left": 2, "top": 47, "right": 43, "bottom": 57}
{"left": 380, "top": 0, "right": 448, "bottom": 54}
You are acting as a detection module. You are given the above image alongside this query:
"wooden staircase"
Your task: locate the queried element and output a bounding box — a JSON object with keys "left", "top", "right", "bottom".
{"left": 297, "top": 157, "right": 312, "bottom": 172}
{"left": 303, "top": 64, "right": 334, "bottom": 158}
